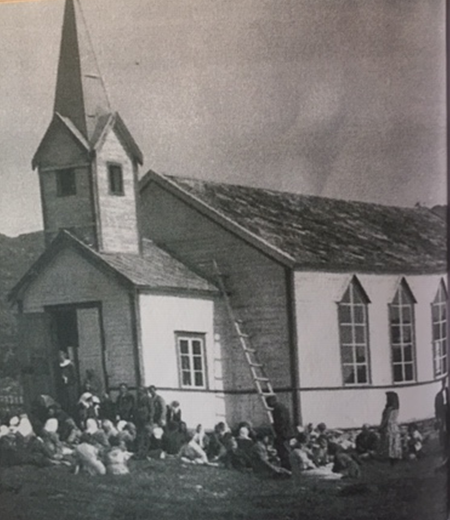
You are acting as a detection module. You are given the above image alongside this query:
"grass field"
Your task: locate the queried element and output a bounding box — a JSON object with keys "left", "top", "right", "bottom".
{"left": 0, "top": 443, "right": 447, "bottom": 520}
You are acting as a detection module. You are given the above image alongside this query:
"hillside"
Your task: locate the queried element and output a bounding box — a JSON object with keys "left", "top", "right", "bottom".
{"left": 0, "top": 231, "right": 45, "bottom": 350}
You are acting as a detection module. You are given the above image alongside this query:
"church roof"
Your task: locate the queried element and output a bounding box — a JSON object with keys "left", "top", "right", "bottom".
{"left": 9, "top": 231, "right": 217, "bottom": 303}
{"left": 140, "top": 172, "right": 447, "bottom": 274}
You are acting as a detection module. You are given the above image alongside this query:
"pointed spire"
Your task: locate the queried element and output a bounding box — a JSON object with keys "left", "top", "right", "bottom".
{"left": 54, "top": 0, "right": 111, "bottom": 141}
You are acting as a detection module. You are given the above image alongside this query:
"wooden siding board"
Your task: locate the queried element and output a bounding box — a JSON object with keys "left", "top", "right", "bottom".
{"left": 140, "top": 183, "right": 293, "bottom": 395}
{"left": 21, "top": 248, "right": 137, "bottom": 390}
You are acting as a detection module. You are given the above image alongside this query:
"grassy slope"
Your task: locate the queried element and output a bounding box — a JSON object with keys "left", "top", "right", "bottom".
{"left": 0, "top": 445, "right": 447, "bottom": 520}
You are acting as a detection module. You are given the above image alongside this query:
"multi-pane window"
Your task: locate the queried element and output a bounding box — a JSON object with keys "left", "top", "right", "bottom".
{"left": 432, "top": 280, "right": 448, "bottom": 378}
{"left": 338, "top": 277, "right": 371, "bottom": 385}
{"left": 177, "top": 335, "right": 207, "bottom": 389}
{"left": 108, "top": 164, "right": 124, "bottom": 195}
{"left": 56, "top": 168, "right": 76, "bottom": 197}
{"left": 390, "top": 280, "right": 416, "bottom": 383}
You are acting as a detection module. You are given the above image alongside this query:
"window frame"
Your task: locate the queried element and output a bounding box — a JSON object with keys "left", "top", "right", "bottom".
{"left": 337, "top": 276, "right": 372, "bottom": 387}
{"left": 56, "top": 168, "right": 77, "bottom": 197}
{"left": 175, "top": 333, "right": 208, "bottom": 390}
{"left": 389, "top": 279, "right": 417, "bottom": 384}
{"left": 431, "top": 279, "right": 448, "bottom": 379}
{"left": 107, "top": 163, "right": 125, "bottom": 196}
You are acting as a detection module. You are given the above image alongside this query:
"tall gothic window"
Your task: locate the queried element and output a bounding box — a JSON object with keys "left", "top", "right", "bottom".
{"left": 338, "top": 277, "right": 371, "bottom": 385}
{"left": 432, "top": 280, "right": 448, "bottom": 378}
{"left": 389, "top": 279, "right": 416, "bottom": 383}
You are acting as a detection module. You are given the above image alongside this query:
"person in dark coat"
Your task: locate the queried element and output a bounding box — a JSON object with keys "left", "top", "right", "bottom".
{"left": 435, "top": 378, "right": 450, "bottom": 454}
{"left": 355, "top": 424, "right": 379, "bottom": 459}
{"left": 115, "top": 384, "right": 135, "bottom": 422}
{"left": 58, "top": 351, "right": 78, "bottom": 416}
{"left": 266, "top": 395, "right": 294, "bottom": 470}
{"left": 134, "top": 387, "right": 154, "bottom": 459}
{"left": 148, "top": 386, "right": 166, "bottom": 427}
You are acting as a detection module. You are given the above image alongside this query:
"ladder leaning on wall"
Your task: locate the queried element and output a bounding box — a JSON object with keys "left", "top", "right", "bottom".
{"left": 213, "top": 261, "right": 275, "bottom": 425}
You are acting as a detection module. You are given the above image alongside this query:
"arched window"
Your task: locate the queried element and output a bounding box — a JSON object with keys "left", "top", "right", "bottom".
{"left": 432, "top": 280, "right": 448, "bottom": 378}
{"left": 389, "top": 279, "right": 416, "bottom": 383}
{"left": 338, "top": 277, "right": 371, "bottom": 385}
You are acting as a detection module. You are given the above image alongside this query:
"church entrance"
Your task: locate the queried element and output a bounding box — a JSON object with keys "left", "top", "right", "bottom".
{"left": 18, "top": 303, "right": 108, "bottom": 412}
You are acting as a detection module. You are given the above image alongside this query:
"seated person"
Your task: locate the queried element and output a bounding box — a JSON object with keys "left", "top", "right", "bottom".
{"left": 147, "top": 426, "right": 165, "bottom": 459}
{"left": 232, "top": 426, "right": 254, "bottom": 470}
{"left": 162, "top": 421, "right": 189, "bottom": 456}
{"left": 179, "top": 432, "right": 210, "bottom": 465}
{"left": 312, "top": 423, "right": 329, "bottom": 466}
{"left": 289, "top": 433, "right": 317, "bottom": 477}
{"left": 102, "top": 419, "right": 119, "bottom": 441}
{"left": 355, "top": 424, "right": 379, "bottom": 460}
{"left": 332, "top": 451, "right": 361, "bottom": 479}
{"left": 166, "top": 401, "right": 182, "bottom": 425}
{"left": 117, "top": 421, "right": 137, "bottom": 452}
{"left": 407, "top": 423, "right": 423, "bottom": 460}
{"left": 193, "top": 424, "right": 209, "bottom": 451}
{"left": 105, "top": 436, "right": 133, "bottom": 475}
{"left": 77, "top": 393, "right": 100, "bottom": 428}
{"left": 81, "top": 418, "right": 110, "bottom": 449}
{"left": 207, "top": 422, "right": 228, "bottom": 462}
{"left": 250, "top": 432, "right": 291, "bottom": 478}
{"left": 74, "top": 438, "right": 106, "bottom": 476}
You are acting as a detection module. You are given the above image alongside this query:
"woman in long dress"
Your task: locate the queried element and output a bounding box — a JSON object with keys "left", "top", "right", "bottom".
{"left": 379, "top": 391, "right": 402, "bottom": 465}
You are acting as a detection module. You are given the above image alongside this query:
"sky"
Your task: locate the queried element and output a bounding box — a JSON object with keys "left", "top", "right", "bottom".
{"left": 0, "top": 0, "right": 446, "bottom": 236}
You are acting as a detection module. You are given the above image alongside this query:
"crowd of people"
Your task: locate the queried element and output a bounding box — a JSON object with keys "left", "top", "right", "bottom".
{"left": 0, "top": 379, "right": 438, "bottom": 481}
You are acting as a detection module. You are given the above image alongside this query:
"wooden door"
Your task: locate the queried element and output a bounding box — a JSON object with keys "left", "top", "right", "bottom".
{"left": 76, "top": 306, "right": 106, "bottom": 395}
{"left": 18, "top": 312, "right": 57, "bottom": 408}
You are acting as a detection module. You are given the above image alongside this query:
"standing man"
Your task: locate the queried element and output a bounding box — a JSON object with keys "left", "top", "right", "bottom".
{"left": 116, "top": 383, "right": 135, "bottom": 422}
{"left": 435, "top": 378, "right": 449, "bottom": 457}
{"left": 148, "top": 386, "right": 166, "bottom": 428}
{"left": 58, "top": 350, "right": 78, "bottom": 416}
{"left": 266, "top": 394, "right": 295, "bottom": 470}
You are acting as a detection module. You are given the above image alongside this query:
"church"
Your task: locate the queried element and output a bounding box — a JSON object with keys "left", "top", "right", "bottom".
{"left": 9, "top": 0, "right": 447, "bottom": 430}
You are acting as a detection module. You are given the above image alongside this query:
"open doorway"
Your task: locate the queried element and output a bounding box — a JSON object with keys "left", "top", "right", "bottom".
{"left": 47, "top": 303, "right": 107, "bottom": 411}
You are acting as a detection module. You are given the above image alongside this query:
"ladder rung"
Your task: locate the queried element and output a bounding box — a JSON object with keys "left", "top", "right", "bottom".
{"left": 254, "top": 377, "right": 269, "bottom": 382}
{"left": 244, "top": 348, "right": 256, "bottom": 353}
{"left": 249, "top": 363, "right": 263, "bottom": 368}
{"left": 262, "top": 391, "right": 275, "bottom": 396}
{"left": 238, "top": 333, "right": 251, "bottom": 338}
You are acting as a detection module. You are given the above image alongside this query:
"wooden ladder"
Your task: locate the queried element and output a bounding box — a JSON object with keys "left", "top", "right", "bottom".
{"left": 213, "top": 261, "right": 274, "bottom": 424}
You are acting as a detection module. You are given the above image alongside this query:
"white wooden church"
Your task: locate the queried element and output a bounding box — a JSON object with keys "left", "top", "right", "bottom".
{"left": 10, "top": 0, "right": 447, "bottom": 429}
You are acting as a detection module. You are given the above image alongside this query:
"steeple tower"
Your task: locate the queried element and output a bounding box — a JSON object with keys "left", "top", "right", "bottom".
{"left": 33, "top": 0, "right": 143, "bottom": 254}
{"left": 54, "top": 0, "right": 111, "bottom": 140}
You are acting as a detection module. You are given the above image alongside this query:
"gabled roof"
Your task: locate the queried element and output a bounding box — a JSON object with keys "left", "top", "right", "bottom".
{"left": 139, "top": 171, "right": 447, "bottom": 274}
{"left": 8, "top": 231, "right": 217, "bottom": 303}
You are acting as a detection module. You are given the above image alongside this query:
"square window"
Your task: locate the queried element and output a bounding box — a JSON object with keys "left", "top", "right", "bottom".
{"left": 194, "top": 372, "right": 204, "bottom": 387}
{"left": 108, "top": 164, "right": 124, "bottom": 195}
{"left": 179, "top": 340, "right": 189, "bottom": 354}
{"left": 193, "top": 356, "right": 202, "bottom": 370}
{"left": 182, "top": 371, "right": 191, "bottom": 386}
{"left": 181, "top": 356, "right": 190, "bottom": 370}
{"left": 404, "top": 345, "right": 413, "bottom": 362}
{"left": 402, "top": 306, "right": 412, "bottom": 324}
{"left": 390, "top": 306, "right": 400, "bottom": 324}
{"left": 56, "top": 168, "right": 76, "bottom": 197}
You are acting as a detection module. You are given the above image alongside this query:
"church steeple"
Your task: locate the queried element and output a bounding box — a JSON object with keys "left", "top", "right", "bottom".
{"left": 33, "top": 0, "right": 143, "bottom": 254}
{"left": 54, "top": 0, "right": 111, "bottom": 140}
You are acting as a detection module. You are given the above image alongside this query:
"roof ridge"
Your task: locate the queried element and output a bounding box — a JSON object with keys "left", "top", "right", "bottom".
{"left": 165, "top": 174, "right": 441, "bottom": 215}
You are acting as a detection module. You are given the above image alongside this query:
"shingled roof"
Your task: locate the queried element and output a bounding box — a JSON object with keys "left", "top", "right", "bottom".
{"left": 9, "top": 231, "right": 216, "bottom": 302}
{"left": 158, "top": 175, "right": 446, "bottom": 274}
